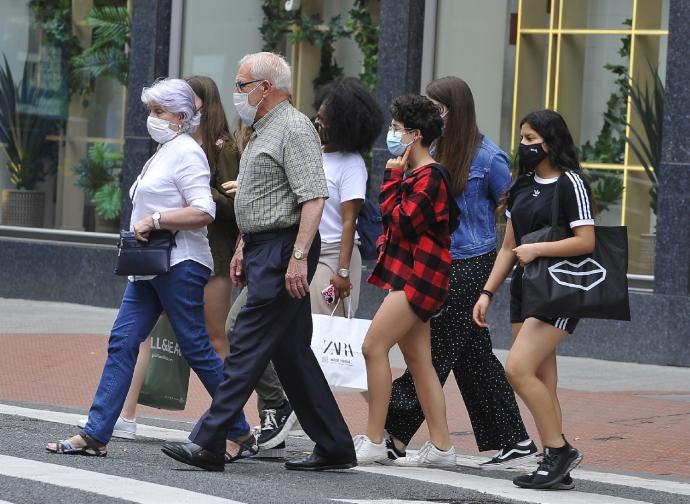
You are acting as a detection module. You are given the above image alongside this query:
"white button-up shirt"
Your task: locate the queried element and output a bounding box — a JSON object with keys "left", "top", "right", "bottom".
{"left": 128, "top": 133, "right": 216, "bottom": 280}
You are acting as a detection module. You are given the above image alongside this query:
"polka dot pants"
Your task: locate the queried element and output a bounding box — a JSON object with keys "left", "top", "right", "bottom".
{"left": 384, "top": 251, "right": 529, "bottom": 452}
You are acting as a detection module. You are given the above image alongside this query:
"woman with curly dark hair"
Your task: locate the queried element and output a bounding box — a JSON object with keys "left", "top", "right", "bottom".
{"left": 385, "top": 76, "right": 538, "bottom": 473}
{"left": 474, "top": 109, "right": 594, "bottom": 489}
{"left": 311, "top": 77, "right": 384, "bottom": 316}
{"left": 353, "top": 94, "right": 455, "bottom": 467}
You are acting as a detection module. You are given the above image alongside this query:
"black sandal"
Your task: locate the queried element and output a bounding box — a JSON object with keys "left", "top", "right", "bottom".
{"left": 46, "top": 431, "right": 107, "bottom": 457}
{"left": 225, "top": 432, "right": 258, "bottom": 464}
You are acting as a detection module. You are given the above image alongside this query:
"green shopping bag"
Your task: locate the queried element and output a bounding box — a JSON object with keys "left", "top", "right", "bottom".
{"left": 137, "top": 315, "right": 191, "bottom": 410}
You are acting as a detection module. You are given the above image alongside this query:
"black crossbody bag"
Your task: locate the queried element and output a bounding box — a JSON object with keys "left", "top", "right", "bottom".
{"left": 114, "top": 150, "right": 177, "bottom": 276}
{"left": 114, "top": 229, "right": 177, "bottom": 276}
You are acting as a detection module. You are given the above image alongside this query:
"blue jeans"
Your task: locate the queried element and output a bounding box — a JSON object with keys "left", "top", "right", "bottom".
{"left": 83, "top": 260, "right": 250, "bottom": 444}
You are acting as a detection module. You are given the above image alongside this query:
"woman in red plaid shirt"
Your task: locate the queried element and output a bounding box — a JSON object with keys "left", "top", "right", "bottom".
{"left": 353, "top": 95, "right": 456, "bottom": 467}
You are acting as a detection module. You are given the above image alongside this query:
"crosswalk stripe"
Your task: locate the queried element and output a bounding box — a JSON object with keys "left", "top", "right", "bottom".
{"left": 354, "top": 466, "right": 653, "bottom": 504}
{"left": 2, "top": 403, "right": 688, "bottom": 500}
{"left": 455, "top": 454, "right": 690, "bottom": 497}
{"left": 0, "top": 455, "right": 243, "bottom": 504}
{"left": 334, "top": 500, "right": 444, "bottom": 503}
{"left": 0, "top": 404, "right": 189, "bottom": 442}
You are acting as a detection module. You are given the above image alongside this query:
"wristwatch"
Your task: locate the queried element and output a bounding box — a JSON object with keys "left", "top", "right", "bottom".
{"left": 152, "top": 212, "right": 161, "bottom": 230}
{"left": 337, "top": 268, "right": 350, "bottom": 278}
{"left": 293, "top": 247, "right": 306, "bottom": 260}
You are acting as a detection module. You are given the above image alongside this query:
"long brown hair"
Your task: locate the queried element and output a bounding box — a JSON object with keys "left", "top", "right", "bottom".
{"left": 185, "top": 75, "right": 237, "bottom": 169}
{"left": 425, "top": 76, "right": 482, "bottom": 197}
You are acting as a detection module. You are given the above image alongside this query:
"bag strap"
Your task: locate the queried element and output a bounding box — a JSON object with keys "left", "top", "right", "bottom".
{"left": 550, "top": 174, "right": 563, "bottom": 227}
{"left": 329, "top": 296, "right": 353, "bottom": 319}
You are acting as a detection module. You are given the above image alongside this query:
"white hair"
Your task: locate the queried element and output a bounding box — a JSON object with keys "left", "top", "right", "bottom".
{"left": 141, "top": 78, "right": 201, "bottom": 133}
{"left": 239, "top": 52, "right": 292, "bottom": 93}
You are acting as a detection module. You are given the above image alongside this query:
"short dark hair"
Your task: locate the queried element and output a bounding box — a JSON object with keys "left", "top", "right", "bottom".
{"left": 319, "top": 77, "right": 384, "bottom": 152}
{"left": 389, "top": 94, "right": 443, "bottom": 147}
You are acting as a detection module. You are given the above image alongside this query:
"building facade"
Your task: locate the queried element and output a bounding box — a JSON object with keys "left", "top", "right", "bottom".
{"left": 1, "top": 0, "right": 688, "bottom": 365}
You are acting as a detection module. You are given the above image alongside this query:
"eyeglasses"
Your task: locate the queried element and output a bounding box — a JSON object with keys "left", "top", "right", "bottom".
{"left": 388, "top": 125, "right": 413, "bottom": 134}
{"left": 234, "top": 79, "right": 263, "bottom": 91}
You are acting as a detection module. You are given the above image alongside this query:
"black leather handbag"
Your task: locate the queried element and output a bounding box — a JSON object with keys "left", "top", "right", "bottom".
{"left": 114, "top": 230, "right": 177, "bottom": 276}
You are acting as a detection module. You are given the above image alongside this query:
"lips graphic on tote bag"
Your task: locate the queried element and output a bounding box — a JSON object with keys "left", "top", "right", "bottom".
{"left": 520, "top": 174, "right": 630, "bottom": 321}
{"left": 547, "top": 258, "right": 607, "bottom": 291}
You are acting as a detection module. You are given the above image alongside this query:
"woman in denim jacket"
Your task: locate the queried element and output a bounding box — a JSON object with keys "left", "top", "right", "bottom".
{"left": 385, "top": 76, "right": 543, "bottom": 473}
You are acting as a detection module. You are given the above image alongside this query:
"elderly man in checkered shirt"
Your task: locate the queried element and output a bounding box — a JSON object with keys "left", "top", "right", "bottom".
{"left": 162, "top": 52, "right": 356, "bottom": 472}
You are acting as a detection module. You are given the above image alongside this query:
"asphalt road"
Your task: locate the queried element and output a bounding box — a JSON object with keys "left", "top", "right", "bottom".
{"left": 0, "top": 411, "right": 688, "bottom": 504}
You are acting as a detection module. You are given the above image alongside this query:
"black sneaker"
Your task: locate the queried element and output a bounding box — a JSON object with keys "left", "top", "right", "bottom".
{"left": 519, "top": 444, "right": 582, "bottom": 489}
{"left": 479, "top": 439, "right": 539, "bottom": 470}
{"left": 514, "top": 471, "right": 575, "bottom": 490}
{"left": 258, "top": 402, "right": 297, "bottom": 450}
{"left": 385, "top": 436, "right": 406, "bottom": 460}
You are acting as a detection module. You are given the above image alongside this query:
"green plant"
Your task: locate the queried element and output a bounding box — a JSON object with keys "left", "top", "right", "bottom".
{"left": 92, "top": 183, "right": 122, "bottom": 220}
{"left": 260, "top": 0, "right": 379, "bottom": 103}
{"left": 580, "top": 19, "right": 631, "bottom": 164}
{"left": 260, "top": 0, "right": 300, "bottom": 52}
{"left": 29, "top": 0, "right": 86, "bottom": 97}
{"left": 622, "top": 65, "right": 664, "bottom": 214}
{"left": 586, "top": 170, "right": 625, "bottom": 214}
{"left": 73, "top": 142, "right": 124, "bottom": 198}
{"left": 70, "top": 5, "right": 131, "bottom": 87}
{"left": 0, "top": 55, "right": 57, "bottom": 190}
{"left": 343, "top": 0, "right": 379, "bottom": 91}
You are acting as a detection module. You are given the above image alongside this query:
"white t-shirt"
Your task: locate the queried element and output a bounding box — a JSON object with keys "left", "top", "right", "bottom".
{"left": 128, "top": 134, "right": 216, "bottom": 280}
{"left": 319, "top": 151, "right": 367, "bottom": 244}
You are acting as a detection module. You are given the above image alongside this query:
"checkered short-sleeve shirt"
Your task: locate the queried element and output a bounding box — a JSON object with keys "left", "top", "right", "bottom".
{"left": 234, "top": 100, "right": 328, "bottom": 233}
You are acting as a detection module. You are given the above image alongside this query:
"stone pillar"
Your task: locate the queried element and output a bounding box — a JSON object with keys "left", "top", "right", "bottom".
{"left": 369, "top": 0, "right": 426, "bottom": 199}
{"left": 654, "top": 0, "right": 690, "bottom": 295}
{"left": 120, "top": 0, "right": 172, "bottom": 228}
{"left": 357, "top": 0, "right": 426, "bottom": 320}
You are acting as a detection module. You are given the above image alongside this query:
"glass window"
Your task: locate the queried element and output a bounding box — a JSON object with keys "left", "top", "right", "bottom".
{"left": 0, "top": 0, "right": 128, "bottom": 232}
{"left": 512, "top": 0, "right": 669, "bottom": 276}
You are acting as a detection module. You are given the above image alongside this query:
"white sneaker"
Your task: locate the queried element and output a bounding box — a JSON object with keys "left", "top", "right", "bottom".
{"left": 393, "top": 441, "right": 456, "bottom": 467}
{"left": 353, "top": 434, "right": 387, "bottom": 464}
{"left": 76, "top": 416, "right": 137, "bottom": 440}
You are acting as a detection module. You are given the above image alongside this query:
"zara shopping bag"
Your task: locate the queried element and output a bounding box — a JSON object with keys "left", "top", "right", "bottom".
{"left": 311, "top": 299, "right": 370, "bottom": 391}
{"left": 138, "top": 315, "right": 191, "bottom": 410}
{"left": 521, "top": 176, "right": 631, "bottom": 321}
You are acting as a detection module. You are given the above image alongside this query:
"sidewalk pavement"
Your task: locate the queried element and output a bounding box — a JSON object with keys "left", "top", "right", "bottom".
{"left": 2, "top": 297, "right": 689, "bottom": 481}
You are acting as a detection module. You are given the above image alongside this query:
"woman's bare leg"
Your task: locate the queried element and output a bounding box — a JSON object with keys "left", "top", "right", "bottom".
{"left": 398, "top": 319, "right": 452, "bottom": 451}
{"left": 362, "top": 291, "right": 420, "bottom": 444}
{"left": 204, "top": 275, "right": 233, "bottom": 358}
{"left": 505, "top": 318, "right": 567, "bottom": 448}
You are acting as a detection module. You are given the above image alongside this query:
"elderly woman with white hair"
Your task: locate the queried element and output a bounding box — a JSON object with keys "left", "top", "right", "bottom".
{"left": 46, "top": 78, "right": 252, "bottom": 457}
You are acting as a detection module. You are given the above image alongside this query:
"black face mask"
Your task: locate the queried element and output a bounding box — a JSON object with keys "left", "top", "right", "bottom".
{"left": 518, "top": 142, "right": 548, "bottom": 169}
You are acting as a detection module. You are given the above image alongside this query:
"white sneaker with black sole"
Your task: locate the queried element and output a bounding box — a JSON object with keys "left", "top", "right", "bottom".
{"left": 77, "top": 416, "right": 137, "bottom": 440}
{"left": 479, "top": 439, "right": 538, "bottom": 470}
{"left": 393, "top": 441, "right": 456, "bottom": 467}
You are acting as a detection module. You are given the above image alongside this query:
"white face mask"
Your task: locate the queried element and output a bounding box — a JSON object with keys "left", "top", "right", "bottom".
{"left": 147, "top": 116, "right": 178, "bottom": 144}
{"left": 233, "top": 82, "right": 264, "bottom": 126}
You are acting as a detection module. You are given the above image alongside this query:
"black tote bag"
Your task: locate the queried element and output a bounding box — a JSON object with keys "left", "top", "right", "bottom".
{"left": 520, "top": 177, "right": 631, "bottom": 321}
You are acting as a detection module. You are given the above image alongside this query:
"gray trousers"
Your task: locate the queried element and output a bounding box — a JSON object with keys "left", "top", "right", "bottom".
{"left": 226, "top": 287, "right": 287, "bottom": 420}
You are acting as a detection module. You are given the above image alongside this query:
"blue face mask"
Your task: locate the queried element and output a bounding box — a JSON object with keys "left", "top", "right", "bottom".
{"left": 386, "top": 129, "right": 414, "bottom": 156}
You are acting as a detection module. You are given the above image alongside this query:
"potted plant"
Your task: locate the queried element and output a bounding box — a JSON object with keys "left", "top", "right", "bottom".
{"left": 73, "top": 142, "right": 123, "bottom": 231}
{"left": 0, "top": 55, "right": 56, "bottom": 227}
{"left": 91, "top": 182, "right": 122, "bottom": 233}
{"left": 622, "top": 66, "right": 664, "bottom": 275}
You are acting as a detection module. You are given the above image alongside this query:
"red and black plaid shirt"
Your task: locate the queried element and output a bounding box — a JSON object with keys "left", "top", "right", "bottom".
{"left": 368, "top": 164, "right": 451, "bottom": 321}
